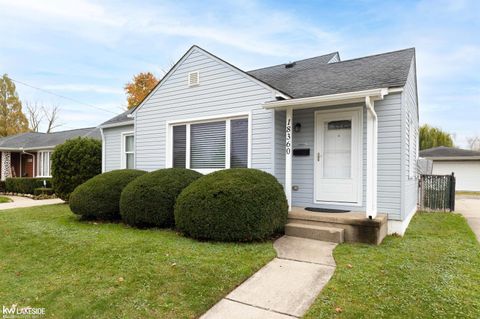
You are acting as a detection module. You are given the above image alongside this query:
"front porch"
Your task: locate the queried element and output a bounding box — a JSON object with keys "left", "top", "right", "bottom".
{"left": 0, "top": 151, "right": 36, "bottom": 180}
{"left": 287, "top": 207, "right": 388, "bottom": 245}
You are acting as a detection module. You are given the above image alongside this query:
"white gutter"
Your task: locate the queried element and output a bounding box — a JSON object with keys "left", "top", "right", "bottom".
{"left": 99, "top": 120, "right": 135, "bottom": 129}
{"left": 263, "top": 88, "right": 392, "bottom": 110}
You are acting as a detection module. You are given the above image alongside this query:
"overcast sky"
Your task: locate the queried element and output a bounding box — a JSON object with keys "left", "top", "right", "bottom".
{"left": 1, "top": 0, "right": 478, "bottom": 147}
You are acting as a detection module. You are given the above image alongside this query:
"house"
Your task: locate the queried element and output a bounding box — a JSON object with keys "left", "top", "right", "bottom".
{"left": 100, "top": 45, "right": 419, "bottom": 238}
{"left": 420, "top": 146, "right": 480, "bottom": 192}
{"left": 0, "top": 127, "right": 101, "bottom": 180}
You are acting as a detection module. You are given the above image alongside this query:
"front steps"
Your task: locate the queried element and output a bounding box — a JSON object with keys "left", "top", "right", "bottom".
{"left": 285, "top": 222, "right": 345, "bottom": 243}
{"left": 285, "top": 208, "right": 388, "bottom": 245}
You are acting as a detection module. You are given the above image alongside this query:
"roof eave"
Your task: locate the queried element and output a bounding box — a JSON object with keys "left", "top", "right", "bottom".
{"left": 99, "top": 120, "right": 135, "bottom": 129}
{"left": 263, "top": 87, "right": 397, "bottom": 110}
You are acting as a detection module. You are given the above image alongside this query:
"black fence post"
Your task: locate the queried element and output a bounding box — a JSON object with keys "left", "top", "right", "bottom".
{"left": 450, "top": 172, "right": 456, "bottom": 212}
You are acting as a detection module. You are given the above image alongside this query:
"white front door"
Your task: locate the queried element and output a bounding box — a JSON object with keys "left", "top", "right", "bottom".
{"left": 314, "top": 108, "right": 362, "bottom": 204}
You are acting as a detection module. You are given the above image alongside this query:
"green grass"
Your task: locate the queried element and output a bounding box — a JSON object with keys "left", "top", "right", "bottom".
{"left": 0, "top": 204, "right": 275, "bottom": 318}
{"left": 305, "top": 212, "right": 480, "bottom": 318}
{"left": 0, "top": 196, "right": 12, "bottom": 203}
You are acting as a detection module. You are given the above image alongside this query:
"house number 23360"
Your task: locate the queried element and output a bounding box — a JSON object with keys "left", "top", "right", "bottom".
{"left": 286, "top": 119, "right": 292, "bottom": 155}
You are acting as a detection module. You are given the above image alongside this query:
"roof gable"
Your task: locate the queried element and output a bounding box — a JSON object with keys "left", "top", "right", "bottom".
{"left": 131, "top": 45, "right": 290, "bottom": 115}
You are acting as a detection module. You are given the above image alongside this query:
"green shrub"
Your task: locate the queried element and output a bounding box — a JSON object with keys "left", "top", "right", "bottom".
{"left": 51, "top": 137, "right": 102, "bottom": 201}
{"left": 33, "top": 187, "right": 54, "bottom": 196}
{"left": 5, "top": 178, "right": 52, "bottom": 194}
{"left": 120, "top": 168, "right": 202, "bottom": 228}
{"left": 0, "top": 181, "right": 6, "bottom": 193}
{"left": 174, "top": 168, "right": 288, "bottom": 242}
{"left": 69, "top": 169, "right": 146, "bottom": 220}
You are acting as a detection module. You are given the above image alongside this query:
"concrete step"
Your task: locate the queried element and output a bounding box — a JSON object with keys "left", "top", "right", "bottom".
{"left": 285, "top": 222, "right": 345, "bottom": 243}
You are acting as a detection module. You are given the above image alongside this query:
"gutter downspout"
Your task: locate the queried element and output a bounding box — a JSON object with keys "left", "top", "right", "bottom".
{"left": 365, "top": 96, "right": 378, "bottom": 219}
{"left": 100, "top": 128, "right": 106, "bottom": 173}
{"left": 21, "top": 149, "right": 36, "bottom": 177}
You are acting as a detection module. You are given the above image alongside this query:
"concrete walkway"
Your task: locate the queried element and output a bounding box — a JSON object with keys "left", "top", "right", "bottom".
{"left": 0, "top": 195, "right": 64, "bottom": 210}
{"left": 201, "top": 236, "right": 337, "bottom": 318}
{"left": 456, "top": 196, "right": 480, "bottom": 242}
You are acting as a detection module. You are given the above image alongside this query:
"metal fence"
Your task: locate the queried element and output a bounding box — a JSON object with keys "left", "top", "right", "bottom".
{"left": 418, "top": 173, "right": 456, "bottom": 211}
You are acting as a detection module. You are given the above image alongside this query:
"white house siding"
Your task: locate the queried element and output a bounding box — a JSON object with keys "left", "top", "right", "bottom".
{"left": 134, "top": 47, "right": 277, "bottom": 173}
{"left": 274, "top": 94, "right": 404, "bottom": 220}
{"left": 103, "top": 124, "right": 134, "bottom": 172}
{"left": 432, "top": 161, "right": 480, "bottom": 191}
{"left": 401, "top": 58, "right": 419, "bottom": 220}
{"left": 376, "top": 93, "right": 403, "bottom": 220}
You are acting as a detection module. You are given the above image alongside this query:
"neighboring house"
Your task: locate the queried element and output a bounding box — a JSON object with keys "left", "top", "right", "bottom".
{"left": 420, "top": 146, "right": 480, "bottom": 192}
{"left": 0, "top": 127, "right": 101, "bottom": 180}
{"left": 100, "top": 45, "right": 419, "bottom": 235}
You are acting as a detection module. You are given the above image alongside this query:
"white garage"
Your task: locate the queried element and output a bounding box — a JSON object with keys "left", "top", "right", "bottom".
{"left": 420, "top": 146, "right": 480, "bottom": 192}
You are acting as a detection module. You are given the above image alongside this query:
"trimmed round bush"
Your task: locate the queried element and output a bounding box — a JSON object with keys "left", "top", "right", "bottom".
{"left": 120, "top": 168, "right": 202, "bottom": 228}
{"left": 69, "top": 169, "right": 146, "bottom": 220}
{"left": 174, "top": 168, "right": 288, "bottom": 242}
{"left": 51, "top": 137, "right": 102, "bottom": 201}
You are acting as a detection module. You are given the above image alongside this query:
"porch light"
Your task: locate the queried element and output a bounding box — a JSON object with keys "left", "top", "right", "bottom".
{"left": 294, "top": 123, "right": 301, "bottom": 133}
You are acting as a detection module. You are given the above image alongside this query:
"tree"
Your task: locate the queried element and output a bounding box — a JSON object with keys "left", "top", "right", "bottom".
{"left": 25, "top": 102, "right": 62, "bottom": 133}
{"left": 51, "top": 137, "right": 102, "bottom": 201}
{"left": 124, "top": 72, "right": 159, "bottom": 109}
{"left": 467, "top": 136, "right": 480, "bottom": 151}
{"left": 0, "top": 74, "right": 29, "bottom": 137}
{"left": 419, "top": 124, "right": 454, "bottom": 150}
{"left": 43, "top": 104, "right": 61, "bottom": 133}
{"left": 25, "top": 101, "right": 43, "bottom": 132}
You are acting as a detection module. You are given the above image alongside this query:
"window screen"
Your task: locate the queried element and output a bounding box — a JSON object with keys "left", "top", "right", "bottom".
{"left": 230, "top": 118, "right": 248, "bottom": 168}
{"left": 190, "top": 121, "right": 226, "bottom": 169}
{"left": 173, "top": 125, "right": 186, "bottom": 168}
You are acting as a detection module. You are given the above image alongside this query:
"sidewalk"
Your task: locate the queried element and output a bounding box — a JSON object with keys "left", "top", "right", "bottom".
{"left": 201, "top": 236, "right": 337, "bottom": 318}
{"left": 0, "top": 195, "right": 64, "bottom": 210}
{"left": 456, "top": 196, "right": 480, "bottom": 242}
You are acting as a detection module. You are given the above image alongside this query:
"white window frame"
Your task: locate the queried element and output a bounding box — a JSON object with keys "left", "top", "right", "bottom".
{"left": 36, "top": 151, "right": 53, "bottom": 177}
{"left": 165, "top": 113, "right": 251, "bottom": 174}
{"left": 121, "top": 132, "right": 135, "bottom": 169}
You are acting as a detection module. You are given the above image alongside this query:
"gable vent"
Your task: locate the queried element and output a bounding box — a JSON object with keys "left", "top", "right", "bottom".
{"left": 285, "top": 62, "right": 296, "bottom": 68}
{"left": 188, "top": 71, "right": 200, "bottom": 87}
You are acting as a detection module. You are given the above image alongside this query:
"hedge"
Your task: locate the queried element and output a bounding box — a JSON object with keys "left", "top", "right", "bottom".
{"left": 174, "top": 168, "right": 288, "bottom": 242}
{"left": 0, "top": 181, "right": 5, "bottom": 193}
{"left": 69, "top": 169, "right": 146, "bottom": 220}
{"left": 34, "top": 187, "right": 54, "bottom": 196}
{"left": 5, "top": 178, "right": 52, "bottom": 195}
{"left": 51, "top": 137, "right": 102, "bottom": 201}
{"left": 120, "top": 168, "right": 202, "bottom": 228}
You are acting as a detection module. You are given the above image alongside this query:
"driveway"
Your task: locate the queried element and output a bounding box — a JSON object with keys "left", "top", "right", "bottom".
{"left": 456, "top": 195, "right": 480, "bottom": 242}
{"left": 0, "top": 195, "right": 64, "bottom": 210}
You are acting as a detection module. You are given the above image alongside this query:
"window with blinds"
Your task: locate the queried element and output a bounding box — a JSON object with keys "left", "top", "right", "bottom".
{"left": 230, "top": 118, "right": 248, "bottom": 168}
{"left": 171, "top": 116, "right": 248, "bottom": 171}
{"left": 173, "top": 125, "right": 186, "bottom": 168}
{"left": 191, "top": 121, "right": 226, "bottom": 169}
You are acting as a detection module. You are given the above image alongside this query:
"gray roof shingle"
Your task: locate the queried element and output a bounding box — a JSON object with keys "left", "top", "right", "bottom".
{"left": 100, "top": 109, "right": 134, "bottom": 126}
{"left": 248, "top": 48, "right": 415, "bottom": 98}
{"left": 0, "top": 127, "right": 101, "bottom": 150}
{"left": 420, "top": 146, "right": 480, "bottom": 158}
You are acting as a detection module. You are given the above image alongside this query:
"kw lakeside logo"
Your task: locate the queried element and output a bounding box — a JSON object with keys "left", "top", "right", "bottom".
{"left": 2, "top": 305, "right": 45, "bottom": 318}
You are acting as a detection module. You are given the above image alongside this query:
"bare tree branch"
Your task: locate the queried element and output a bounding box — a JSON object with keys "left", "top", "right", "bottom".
{"left": 467, "top": 136, "right": 480, "bottom": 151}
{"left": 43, "top": 105, "right": 62, "bottom": 133}
{"left": 25, "top": 101, "right": 43, "bottom": 132}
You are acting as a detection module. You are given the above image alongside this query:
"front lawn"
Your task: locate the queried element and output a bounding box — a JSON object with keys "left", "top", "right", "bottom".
{"left": 306, "top": 212, "right": 480, "bottom": 318}
{"left": 0, "top": 196, "right": 12, "bottom": 203}
{"left": 0, "top": 204, "right": 275, "bottom": 318}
